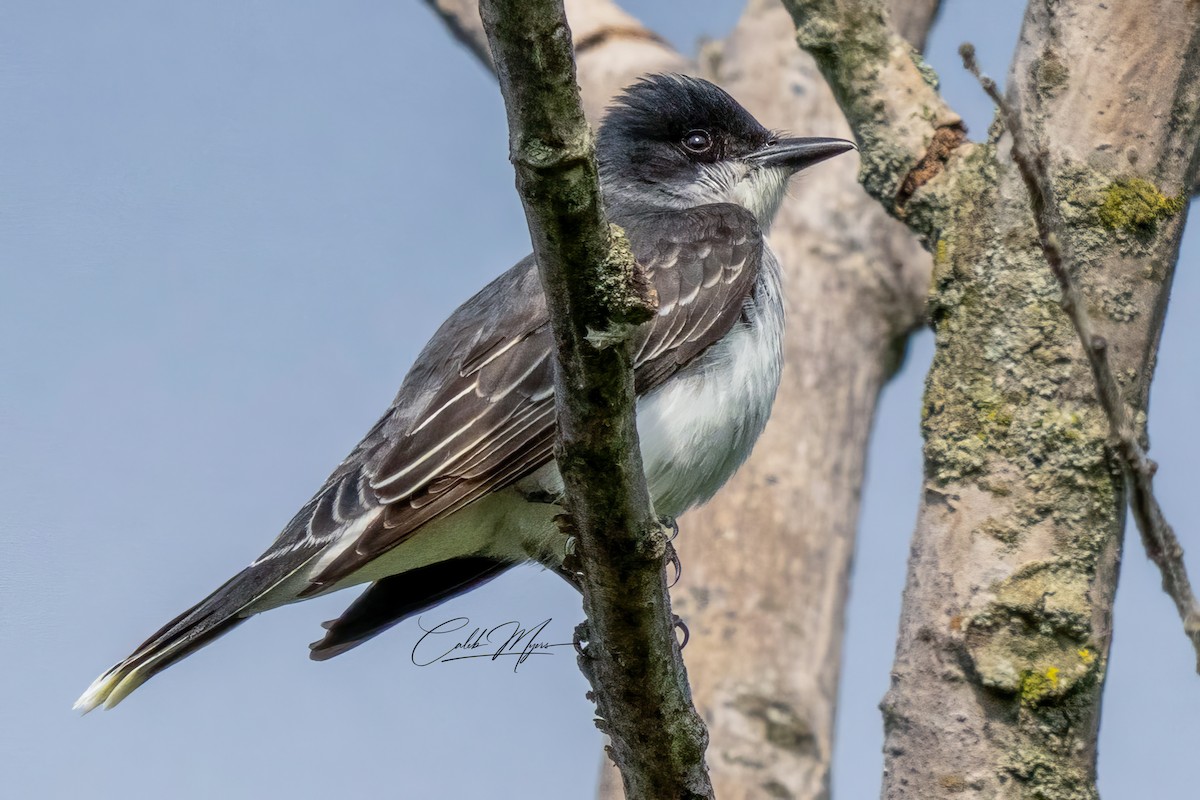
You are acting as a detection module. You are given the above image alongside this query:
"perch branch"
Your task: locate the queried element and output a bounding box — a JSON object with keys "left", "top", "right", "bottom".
{"left": 478, "top": 0, "right": 715, "bottom": 796}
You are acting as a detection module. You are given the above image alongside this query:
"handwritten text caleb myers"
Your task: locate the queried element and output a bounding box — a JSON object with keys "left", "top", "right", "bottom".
{"left": 411, "top": 617, "right": 573, "bottom": 672}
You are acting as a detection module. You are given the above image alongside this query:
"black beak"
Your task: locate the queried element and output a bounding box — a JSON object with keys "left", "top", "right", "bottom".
{"left": 747, "top": 136, "right": 857, "bottom": 172}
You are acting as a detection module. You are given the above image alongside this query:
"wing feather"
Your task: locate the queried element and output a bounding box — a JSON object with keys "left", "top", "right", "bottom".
{"left": 269, "top": 203, "right": 762, "bottom": 595}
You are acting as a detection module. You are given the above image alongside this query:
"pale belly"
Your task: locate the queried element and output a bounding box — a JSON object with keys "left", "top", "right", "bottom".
{"left": 636, "top": 317, "right": 782, "bottom": 518}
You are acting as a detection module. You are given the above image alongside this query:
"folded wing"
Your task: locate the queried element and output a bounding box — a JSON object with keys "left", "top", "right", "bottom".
{"left": 261, "top": 203, "right": 763, "bottom": 604}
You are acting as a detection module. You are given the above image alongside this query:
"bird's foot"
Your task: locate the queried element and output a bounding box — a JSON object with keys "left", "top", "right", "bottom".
{"left": 657, "top": 516, "right": 681, "bottom": 588}
{"left": 659, "top": 515, "right": 679, "bottom": 542}
{"left": 557, "top": 558, "right": 583, "bottom": 592}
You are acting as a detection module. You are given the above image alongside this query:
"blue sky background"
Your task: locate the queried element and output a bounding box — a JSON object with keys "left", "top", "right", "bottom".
{"left": 1, "top": 2, "right": 1195, "bottom": 798}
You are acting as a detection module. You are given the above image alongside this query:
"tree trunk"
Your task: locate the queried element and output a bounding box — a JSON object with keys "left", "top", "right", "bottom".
{"left": 863, "top": 3, "right": 1200, "bottom": 797}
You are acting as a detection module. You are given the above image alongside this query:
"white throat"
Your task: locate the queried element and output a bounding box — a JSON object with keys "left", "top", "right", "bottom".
{"left": 687, "top": 162, "right": 792, "bottom": 230}
{"left": 729, "top": 165, "right": 791, "bottom": 230}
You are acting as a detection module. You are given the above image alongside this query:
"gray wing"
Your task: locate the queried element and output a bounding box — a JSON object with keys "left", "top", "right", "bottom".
{"left": 258, "top": 203, "right": 763, "bottom": 596}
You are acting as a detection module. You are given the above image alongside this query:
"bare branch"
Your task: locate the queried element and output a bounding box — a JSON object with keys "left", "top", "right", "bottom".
{"left": 962, "top": 44, "right": 1200, "bottom": 670}
{"left": 778, "top": 0, "right": 967, "bottom": 242}
{"left": 425, "top": 0, "right": 687, "bottom": 122}
{"left": 477, "top": 1, "right": 714, "bottom": 797}
{"left": 875, "top": 3, "right": 1199, "bottom": 795}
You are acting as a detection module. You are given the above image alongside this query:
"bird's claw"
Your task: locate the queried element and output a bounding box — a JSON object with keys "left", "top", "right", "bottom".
{"left": 665, "top": 538, "right": 682, "bottom": 589}
{"left": 558, "top": 564, "right": 583, "bottom": 592}
{"left": 672, "top": 615, "right": 690, "bottom": 650}
{"left": 558, "top": 533, "right": 585, "bottom": 591}
{"left": 552, "top": 515, "right": 586, "bottom": 590}
{"left": 657, "top": 515, "right": 681, "bottom": 587}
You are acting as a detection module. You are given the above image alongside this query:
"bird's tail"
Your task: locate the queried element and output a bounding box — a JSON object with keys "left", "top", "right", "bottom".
{"left": 74, "top": 567, "right": 269, "bottom": 713}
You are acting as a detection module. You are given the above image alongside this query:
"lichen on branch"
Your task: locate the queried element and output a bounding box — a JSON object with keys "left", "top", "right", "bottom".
{"left": 779, "top": 0, "right": 967, "bottom": 242}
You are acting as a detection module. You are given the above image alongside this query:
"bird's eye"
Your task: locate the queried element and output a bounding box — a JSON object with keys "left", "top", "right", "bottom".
{"left": 683, "top": 130, "right": 712, "bottom": 153}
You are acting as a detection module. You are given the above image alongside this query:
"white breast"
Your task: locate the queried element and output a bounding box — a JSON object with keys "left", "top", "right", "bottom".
{"left": 635, "top": 245, "right": 784, "bottom": 518}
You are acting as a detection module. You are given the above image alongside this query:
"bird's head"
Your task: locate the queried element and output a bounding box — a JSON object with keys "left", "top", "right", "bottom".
{"left": 597, "top": 74, "right": 855, "bottom": 229}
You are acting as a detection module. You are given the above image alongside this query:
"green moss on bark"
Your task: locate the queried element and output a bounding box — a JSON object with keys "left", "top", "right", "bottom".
{"left": 1097, "top": 178, "right": 1185, "bottom": 235}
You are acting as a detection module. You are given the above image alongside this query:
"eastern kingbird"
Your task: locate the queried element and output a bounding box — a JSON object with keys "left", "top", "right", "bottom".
{"left": 76, "top": 74, "right": 853, "bottom": 711}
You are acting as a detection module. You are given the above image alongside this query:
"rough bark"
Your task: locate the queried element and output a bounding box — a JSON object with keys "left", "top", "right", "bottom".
{"left": 478, "top": 1, "right": 715, "bottom": 797}
{"left": 960, "top": 44, "right": 1200, "bottom": 669}
{"left": 783, "top": 1, "right": 1200, "bottom": 797}
{"left": 780, "top": 0, "right": 969, "bottom": 241}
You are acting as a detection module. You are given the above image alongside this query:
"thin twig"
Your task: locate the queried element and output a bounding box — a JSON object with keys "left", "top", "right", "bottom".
{"left": 961, "top": 43, "right": 1200, "bottom": 671}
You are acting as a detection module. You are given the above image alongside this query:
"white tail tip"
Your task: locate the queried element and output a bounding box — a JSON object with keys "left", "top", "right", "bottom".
{"left": 73, "top": 665, "right": 146, "bottom": 713}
